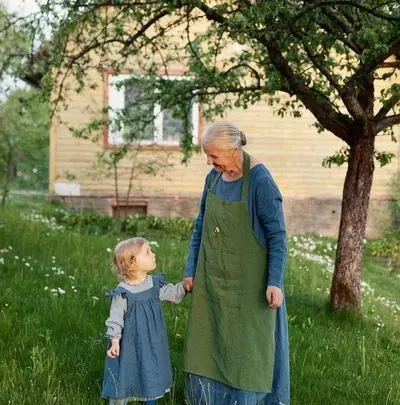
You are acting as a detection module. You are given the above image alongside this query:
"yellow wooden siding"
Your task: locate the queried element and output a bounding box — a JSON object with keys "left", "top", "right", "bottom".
{"left": 50, "top": 47, "right": 400, "bottom": 201}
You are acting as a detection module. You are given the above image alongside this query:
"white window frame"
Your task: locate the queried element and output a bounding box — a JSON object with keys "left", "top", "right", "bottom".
{"left": 108, "top": 74, "right": 199, "bottom": 146}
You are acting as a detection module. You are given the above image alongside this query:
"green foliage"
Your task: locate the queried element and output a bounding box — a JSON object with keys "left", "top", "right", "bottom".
{"left": 323, "top": 148, "right": 396, "bottom": 168}
{"left": 0, "top": 4, "right": 30, "bottom": 85}
{"left": 2, "top": 0, "right": 398, "bottom": 159}
{"left": 322, "top": 147, "right": 350, "bottom": 168}
{"left": 0, "top": 89, "right": 49, "bottom": 200}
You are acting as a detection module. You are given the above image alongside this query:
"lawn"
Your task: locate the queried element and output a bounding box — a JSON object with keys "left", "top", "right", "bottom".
{"left": 0, "top": 202, "right": 399, "bottom": 405}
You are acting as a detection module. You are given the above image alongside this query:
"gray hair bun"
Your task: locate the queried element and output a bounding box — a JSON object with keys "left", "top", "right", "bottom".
{"left": 203, "top": 120, "right": 247, "bottom": 149}
{"left": 239, "top": 131, "right": 247, "bottom": 146}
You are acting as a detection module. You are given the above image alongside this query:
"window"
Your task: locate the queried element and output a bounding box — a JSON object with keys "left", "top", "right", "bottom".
{"left": 108, "top": 74, "right": 199, "bottom": 146}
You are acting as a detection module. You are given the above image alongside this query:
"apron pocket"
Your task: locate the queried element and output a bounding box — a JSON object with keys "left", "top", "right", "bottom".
{"left": 204, "top": 249, "right": 242, "bottom": 280}
{"left": 205, "top": 272, "right": 242, "bottom": 308}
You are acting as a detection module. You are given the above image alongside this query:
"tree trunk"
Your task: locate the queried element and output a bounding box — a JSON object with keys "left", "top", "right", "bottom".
{"left": 330, "top": 127, "right": 375, "bottom": 313}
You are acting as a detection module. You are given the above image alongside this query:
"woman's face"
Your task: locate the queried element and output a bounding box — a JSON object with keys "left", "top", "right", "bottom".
{"left": 202, "top": 141, "right": 237, "bottom": 172}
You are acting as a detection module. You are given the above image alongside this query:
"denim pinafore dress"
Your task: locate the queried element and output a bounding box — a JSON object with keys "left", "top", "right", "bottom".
{"left": 102, "top": 274, "right": 172, "bottom": 401}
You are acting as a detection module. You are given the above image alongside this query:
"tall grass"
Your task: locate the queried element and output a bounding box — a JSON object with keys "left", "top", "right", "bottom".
{"left": 0, "top": 208, "right": 399, "bottom": 405}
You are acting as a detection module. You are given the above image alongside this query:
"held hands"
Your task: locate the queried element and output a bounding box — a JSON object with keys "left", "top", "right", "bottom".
{"left": 266, "top": 286, "right": 283, "bottom": 309}
{"left": 107, "top": 338, "right": 120, "bottom": 358}
{"left": 184, "top": 277, "right": 194, "bottom": 293}
{"left": 183, "top": 277, "right": 283, "bottom": 309}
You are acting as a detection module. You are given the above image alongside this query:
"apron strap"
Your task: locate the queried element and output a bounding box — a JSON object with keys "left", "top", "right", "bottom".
{"left": 241, "top": 151, "right": 250, "bottom": 203}
{"left": 209, "top": 171, "right": 222, "bottom": 191}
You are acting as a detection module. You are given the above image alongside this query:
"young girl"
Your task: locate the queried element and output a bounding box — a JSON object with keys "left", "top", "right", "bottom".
{"left": 102, "top": 237, "right": 188, "bottom": 405}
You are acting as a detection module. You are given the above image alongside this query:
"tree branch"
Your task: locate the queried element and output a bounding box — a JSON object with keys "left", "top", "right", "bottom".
{"left": 293, "top": 1, "right": 400, "bottom": 24}
{"left": 381, "top": 61, "right": 400, "bottom": 68}
{"left": 375, "top": 113, "right": 400, "bottom": 133}
{"left": 223, "top": 63, "right": 261, "bottom": 88}
{"left": 339, "top": 38, "right": 400, "bottom": 121}
{"left": 347, "top": 38, "right": 400, "bottom": 87}
{"left": 320, "top": 8, "right": 364, "bottom": 53}
{"left": 316, "top": 20, "right": 361, "bottom": 55}
{"left": 193, "top": 1, "right": 227, "bottom": 25}
{"left": 265, "top": 39, "right": 351, "bottom": 143}
{"left": 289, "top": 26, "right": 342, "bottom": 92}
{"left": 375, "top": 94, "right": 400, "bottom": 119}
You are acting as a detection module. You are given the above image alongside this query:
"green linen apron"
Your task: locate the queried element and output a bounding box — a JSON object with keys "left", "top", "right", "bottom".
{"left": 183, "top": 152, "right": 276, "bottom": 393}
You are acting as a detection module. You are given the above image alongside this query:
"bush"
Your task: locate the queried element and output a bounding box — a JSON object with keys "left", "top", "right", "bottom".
{"left": 389, "top": 171, "right": 400, "bottom": 226}
{"left": 369, "top": 171, "right": 400, "bottom": 274}
{"left": 369, "top": 228, "right": 400, "bottom": 273}
{"left": 37, "top": 207, "right": 195, "bottom": 239}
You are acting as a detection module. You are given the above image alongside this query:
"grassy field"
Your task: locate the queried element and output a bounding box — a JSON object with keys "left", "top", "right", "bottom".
{"left": 0, "top": 203, "right": 399, "bottom": 405}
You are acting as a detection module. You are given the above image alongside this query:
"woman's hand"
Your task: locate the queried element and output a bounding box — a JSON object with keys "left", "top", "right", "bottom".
{"left": 266, "top": 286, "right": 283, "bottom": 309}
{"left": 184, "top": 277, "right": 194, "bottom": 293}
{"left": 107, "top": 338, "right": 120, "bottom": 358}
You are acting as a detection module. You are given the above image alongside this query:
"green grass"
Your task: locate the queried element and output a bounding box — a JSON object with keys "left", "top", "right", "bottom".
{"left": 0, "top": 207, "right": 399, "bottom": 405}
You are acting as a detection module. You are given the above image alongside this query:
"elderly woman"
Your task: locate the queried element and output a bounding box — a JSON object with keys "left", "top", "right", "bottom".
{"left": 183, "top": 120, "right": 289, "bottom": 405}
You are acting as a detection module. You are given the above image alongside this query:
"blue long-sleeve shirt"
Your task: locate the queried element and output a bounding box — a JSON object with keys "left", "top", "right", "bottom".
{"left": 184, "top": 164, "right": 287, "bottom": 289}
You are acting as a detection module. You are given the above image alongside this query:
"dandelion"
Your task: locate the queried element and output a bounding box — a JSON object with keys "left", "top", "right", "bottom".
{"left": 14, "top": 256, "right": 19, "bottom": 260}
{"left": 25, "top": 262, "right": 31, "bottom": 267}
{"left": 106, "top": 248, "right": 112, "bottom": 253}
{"left": 45, "top": 274, "right": 50, "bottom": 277}
{"left": 0, "top": 258, "right": 4, "bottom": 265}
{"left": 57, "top": 288, "right": 66, "bottom": 294}
{"left": 44, "top": 286, "right": 49, "bottom": 291}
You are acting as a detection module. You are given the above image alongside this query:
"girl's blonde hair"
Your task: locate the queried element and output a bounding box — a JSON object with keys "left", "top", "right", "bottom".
{"left": 202, "top": 120, "right": 247, "bottom": 149}
{"left": 113, "top": 237, "right": 148, "bottom": 281}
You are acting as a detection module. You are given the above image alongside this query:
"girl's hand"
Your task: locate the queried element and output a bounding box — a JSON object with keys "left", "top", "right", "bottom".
{"left": 107, "top": 339, "right": 120, "bottom": 358}
{"left": 184, "top": 277, "right": 194, "bottom": 293}
{"left": 266, "top": 286, "right": 283, "bottom": 309}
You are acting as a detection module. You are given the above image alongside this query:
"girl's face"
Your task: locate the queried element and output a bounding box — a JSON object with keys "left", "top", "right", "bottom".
{"left": 202, "top": 141, "right": 237, "bottom": 173}
{"left": 134, "top": 243, "right": 156, "bottom": 272}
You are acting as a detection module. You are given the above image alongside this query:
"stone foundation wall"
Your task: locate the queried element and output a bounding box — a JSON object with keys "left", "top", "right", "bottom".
{"left": 50, "top": 194, "right": 394, "bottom": 239}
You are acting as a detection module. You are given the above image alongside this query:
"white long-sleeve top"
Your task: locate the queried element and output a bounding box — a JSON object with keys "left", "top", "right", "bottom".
{"left": 105, "top": 276, "right": 186, "bottom": 339}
